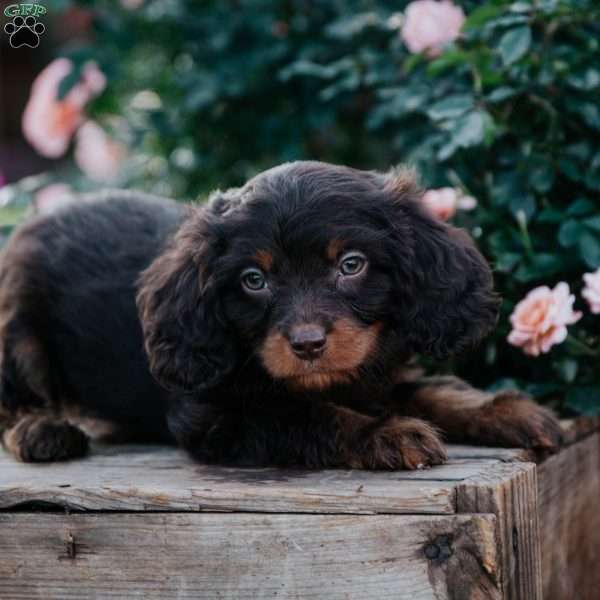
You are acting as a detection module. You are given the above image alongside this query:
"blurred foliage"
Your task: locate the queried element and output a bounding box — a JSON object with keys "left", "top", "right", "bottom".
{"left": 10, "top": 0, "right": 600, "bottom": 411}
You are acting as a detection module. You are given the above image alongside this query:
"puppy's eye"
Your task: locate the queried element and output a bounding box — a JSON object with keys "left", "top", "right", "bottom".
{"left": 241, "top": 268, "right": 267, "bottom": 291}
{"left": 339, "top": 252, "right": 367, "bottom": 277}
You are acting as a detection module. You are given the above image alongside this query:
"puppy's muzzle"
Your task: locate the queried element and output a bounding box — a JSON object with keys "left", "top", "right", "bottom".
{"left": 288, "top": 324, "right": 327, "bottom": 361}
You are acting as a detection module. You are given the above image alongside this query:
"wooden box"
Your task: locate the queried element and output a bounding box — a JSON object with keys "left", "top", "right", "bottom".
{"left": 0, "top": 423, "right": 598, "bottom": 599}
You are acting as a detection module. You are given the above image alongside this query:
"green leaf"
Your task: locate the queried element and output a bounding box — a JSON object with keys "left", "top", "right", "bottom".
{"left": 482, "top": 110, "right": 498, "bottom": 145}
{"left": 565, "top": 386, "right": 600, "bottom": 416}
{"left": 584, "top": 215, "right": 600, "bottom": 232}
{"left": 529, "top": 164, "right": 554, "bottom": 193}
{"left": 509, "top": 2, "right": 534, "bottom": 13}
{"left": 325, "top": 12, "right": 382, "bottom": 39}
{"left": 426, "top": 95, "right": 474, "bottom": 121}
{"left": 558, "top": 219, "right": 581, "bottom": 247}
{"left": 566, "top": 198, "right": 594, "bottom": 216}
{"left": 559, "top": 158, "right": 583, "bottom": 182}
{"left": 464, "top": 4, "right": 504, "bottom": 30}
{"left": 451, "top": 110, "right": 485, "bottom": 148}
{"left": 427, "top": 50, "right": 470, "bottom": 76}
{"left": 279, "top": 59, "right": 352, "bottom": 81}
{"left": 498, "top": 26, "right": 532, "bottom": 66}
{"left": 578, "top": 231, "right": 600, "bottom": 268}
{"left": 437, "top": 141, "right": 458, "bottom": 161}
{"left": 565, "top": 142, "right": 591, "bottom": 161}
{"left": 495, "top": 252, "right": 521, "bottom": 273}
{"left": 403, "top": 54, "right": 423, "bottom": 74}
{"left": 567, "top": 68, "right": 600, "bottom": 91}
{"left": 586, "top": 172, "right": 600, "bottom": 191}
{"left": 555, "top": 358, "right": 578, "bottom": 384}
{"left": 536, "top": 207, "right": 563, "bottom": 223}
{"left": 487, "top": 86, "right": 517, "bottom": 103}
{"left": 514, "top": 253, "right": 565, "bottom": 282}
{"left": 580, "top": 103, "right": 600, "bottom": 129}
{"left": 554, "top": 357, "right": 577, "bottom": 383}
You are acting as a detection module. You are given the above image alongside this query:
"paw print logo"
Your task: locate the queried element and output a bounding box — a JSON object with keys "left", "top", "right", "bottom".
{"left": 4, "top": 15, "right": 45, "bottom": 48}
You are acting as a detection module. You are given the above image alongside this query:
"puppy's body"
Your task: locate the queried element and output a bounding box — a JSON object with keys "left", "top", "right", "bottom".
{"left": 0, "top": 163, "right": 562, "bottom": 466}
{"left": 0, "top": 192, "right": 184, "bottom": 449}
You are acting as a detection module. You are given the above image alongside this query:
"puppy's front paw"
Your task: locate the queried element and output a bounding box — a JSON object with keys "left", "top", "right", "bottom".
{"left": 470, "top": 391, "right": 563, "bottom": 452}
{"left": 352, "top": 417, "right": 447, "bottom": 470}
{"left": 4, "top": 416, "right": 89, "bottom": 462}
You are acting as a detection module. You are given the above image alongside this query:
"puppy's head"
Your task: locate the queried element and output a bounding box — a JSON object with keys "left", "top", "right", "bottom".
{"left": 138, "top": 161, "right": 498, "bottom": 392}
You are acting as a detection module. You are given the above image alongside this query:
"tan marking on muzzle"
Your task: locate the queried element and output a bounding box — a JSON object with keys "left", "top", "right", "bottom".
{"left": 259, "top": 318, "right": 382, "bottom": 390}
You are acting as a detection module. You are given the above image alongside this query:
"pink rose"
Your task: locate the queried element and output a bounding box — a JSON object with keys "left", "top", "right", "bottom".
{"left": 74, "top": 121, "right": 126, "bottom": 182}
{"left": 401, "top": 0, "right": 465, "bottom": 57}
{"left": 508, "top": 283, "right": 582, "bottom": 356}
{"left": 34, "top": 184, "right": 76, "bottom": 215}
{"left": 22, "top": 59, "right": 106, "bottom": 159}
{"left": 582, "top": 268, "right": 600, "bottom": 314}
{"left": 422, "top": 187, "right": 477, "bottom": 220}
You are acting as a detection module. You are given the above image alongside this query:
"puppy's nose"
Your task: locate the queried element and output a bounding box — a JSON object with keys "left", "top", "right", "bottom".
{"left": 289, "top": 325, "right": 327, "bottom": 360}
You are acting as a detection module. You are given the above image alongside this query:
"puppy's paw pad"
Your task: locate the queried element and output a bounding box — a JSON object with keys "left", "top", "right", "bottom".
{"left": 362, "top": 417, "right": 447, "bottom": 470}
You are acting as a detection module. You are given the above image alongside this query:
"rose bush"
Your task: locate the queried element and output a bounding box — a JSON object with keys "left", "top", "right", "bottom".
{"left": 6, "top": 0, "right": 600, "bottom": 414}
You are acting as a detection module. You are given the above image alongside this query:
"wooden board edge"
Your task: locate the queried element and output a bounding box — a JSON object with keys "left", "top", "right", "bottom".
{"left": 456, "top": 461, "right": 542, "bottom": 600}
{"left": 536, "top": 431, "right": 600, "bottom": 600}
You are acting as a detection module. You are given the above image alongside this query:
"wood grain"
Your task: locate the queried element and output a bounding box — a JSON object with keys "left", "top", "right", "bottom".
{"left": 537, "top": 431, "right": 600, "bottom": 600}
{"left": 446, "top": 445, "right": 532, "bottom": 463}
{"left": 0, "top": 444, "right": 504, "bottom": 515}
{"left": 456, "top": 461, "right": 542, "bottom": 600}
{"left": 0, "top": 512, "right": 500, "bottom": 600}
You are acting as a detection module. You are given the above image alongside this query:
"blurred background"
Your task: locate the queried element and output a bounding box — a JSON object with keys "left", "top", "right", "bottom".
{"left": 1, "top": 0, "right": 599, "bottom": 413}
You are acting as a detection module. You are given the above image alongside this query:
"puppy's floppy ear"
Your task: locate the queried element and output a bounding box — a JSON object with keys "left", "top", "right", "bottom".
{"left": 137, "top": 206, "right": 236, "bottom": 392}
{"left": 384, "top": 171, "right": 499, "bottom": 359}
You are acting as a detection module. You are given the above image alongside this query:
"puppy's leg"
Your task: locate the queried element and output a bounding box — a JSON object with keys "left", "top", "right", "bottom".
{"left": 169, "top": 399, "right": 446, "bottom": 470}
{"left": 2, "top": 415, "right": 89, "bottom": 462}
{"left": 398, "top": 376, "right": 563, "bottom": 452}
{"left": 0, "top": 313, "right": 90, "bottom": 462}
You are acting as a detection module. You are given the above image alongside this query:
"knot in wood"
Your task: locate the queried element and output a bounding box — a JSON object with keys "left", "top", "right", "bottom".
{"left": 424, "top": 535, "right": 452, "bottom": 561}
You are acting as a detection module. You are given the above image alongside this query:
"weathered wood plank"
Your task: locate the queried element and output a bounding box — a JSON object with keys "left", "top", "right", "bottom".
{"left": 0, "top": 444, "right": 503, "bottom": 514}
{"left": 537, "top": 431, "right": 600, "bottom": 600}
{"left": 446, "top": 445, "right": 532, "bottom": 463}
{"left": 0, "top": 512, "right": 500, "bottom": 600}
{"left": 0, "top": 442, "right": 503, "bottom": 480}
{"left": 456, "top": 461, "right": 542, "bottom": 600}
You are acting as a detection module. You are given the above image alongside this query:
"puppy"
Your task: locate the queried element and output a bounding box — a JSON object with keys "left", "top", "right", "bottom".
{"left": 0, "top": 162, "right": 562, "bottom": 468}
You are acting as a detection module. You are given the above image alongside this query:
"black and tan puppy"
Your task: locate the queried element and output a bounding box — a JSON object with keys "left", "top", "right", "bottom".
{"left": 0, "top": 162, "right": 562, "bottom": 468}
